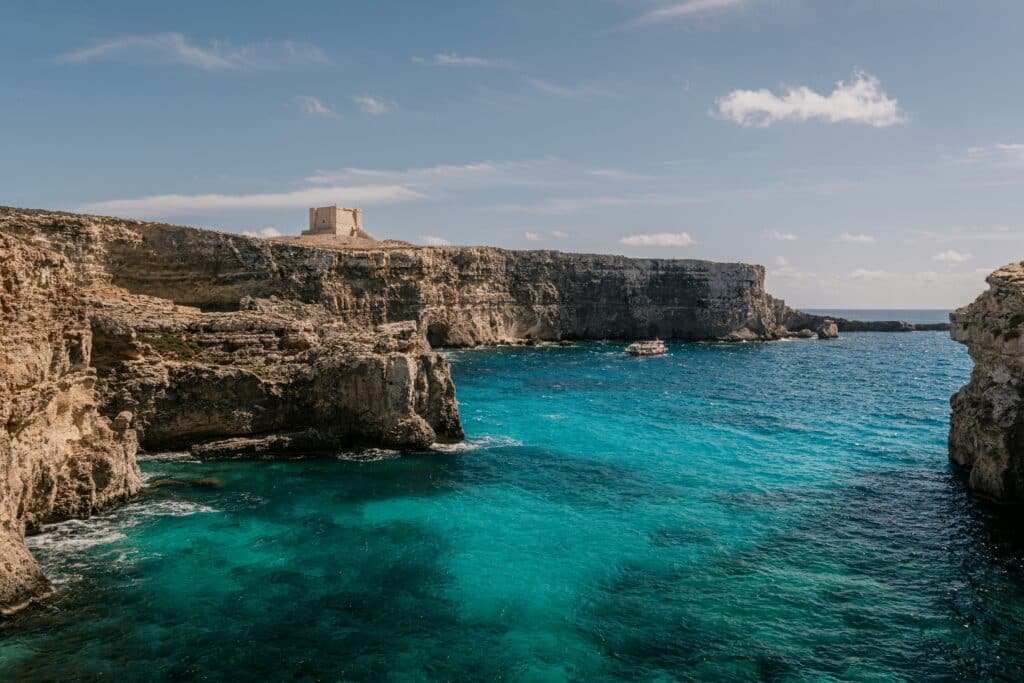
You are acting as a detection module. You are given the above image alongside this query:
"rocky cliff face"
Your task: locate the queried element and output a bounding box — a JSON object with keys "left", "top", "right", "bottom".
{"left": 1, "top": 208, "right": 788, "bottom": 344}
{"left": 0, "top": 207, "right": 464, "bottom": 613}
{"left": 949, "top": 263, "right": 1024, "bottom": 502}
{"left": 0, "top": 233, "right": 139, "bottom": 613}
{"left": 0, "top": 203, "right": 882, "bottom": 612}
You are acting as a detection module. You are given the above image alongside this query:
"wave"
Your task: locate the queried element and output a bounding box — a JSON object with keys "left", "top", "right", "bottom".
{"left": 136, "top": 450, "right": 201, "bottom": 463}
{"left": 337, "top": 448, "right": 402, "bottom": 462}
{"left": 430, "top": 435, "right": 524, "bottom": 453}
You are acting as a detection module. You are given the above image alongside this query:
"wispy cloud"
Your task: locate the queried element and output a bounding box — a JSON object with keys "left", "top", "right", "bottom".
{"left": 837, "top": 233, "right": 876, "bottom": 244}
{"left": 626, "top": 0, "right": 749, "bottom": 28}
{"left": 619, "top": 232, "right": 695, "bottom": 247}
{"left": 770, "top": 256, "right": 816, "bottom": 280}
{"left": 294, "top": 95, "right": 337, "bottom": 118}
{"left": 963, "top": 143, "right": 1024, "bottom": 166}
{"left": 242, "top": 227, "right": 283, "bottom": 238}
{"left": 585, "top": 168, "right": 649, "bottom": 181}
{"left": 353, "top": 95, "right": 394, "bottom": 116}
{"left": 305, "top": 160, "right": 559, "bottom": 190}
{"left": 421, "top": 235, "right": 451, "bottom": 246}
{"left": 848, "top": 268, "right": 894, "bottom": 281}
{"left": 552, "top": 230, "right": 569, "bottom": 239}
{"left": 493, "top": 194, "right": 700, "bottom": 215}
{"left": 764, "top": 229, "right": 798, "bottom": 241}
{"left": 524, "top": 231, "right": 543, "bottom": 242}
{"left": 412, "top": 53, "right": 509, "bottom": 68}
{"left": 81, "top": 185, "right": 422, "bottom": 218}
{"left": 714, "top": 71, "right": 906, "bottom": 128}
{"left": 934, "top": 249, "right": 972, "bottom": 264}
{"left": 523, "top": 77, "right": 614, "bottom": 99}
{"left": 57, "top": 33, "right": 329, "bottom": 70}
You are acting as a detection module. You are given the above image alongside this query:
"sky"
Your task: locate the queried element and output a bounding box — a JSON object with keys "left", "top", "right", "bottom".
{"left": 2, "top": 0, "right": 1023, "bottom": 308}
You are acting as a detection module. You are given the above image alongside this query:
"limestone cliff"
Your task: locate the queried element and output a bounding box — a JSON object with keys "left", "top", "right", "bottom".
{"left": 0, "top": 233, "right": 139, "bottom": 613}
{"left": 2, "top": 207, "right": 787, "bottom": 344}
{"left": 949, "top": 263, "right": 1024, "bottom": 502}
{"left": 0, "top": 207, "right": 463, "bottom": 613}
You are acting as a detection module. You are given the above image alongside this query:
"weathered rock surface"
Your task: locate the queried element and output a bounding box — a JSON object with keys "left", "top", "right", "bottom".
{"left": 1, "top": 203, "right": 947, "bottom": 611}
{"left": 1, "top": 207, "right": 789, "bottom": 344}
{"left": 0, "top": 208, "right": 463, "bottom": 612}
{"left": 949, "top": 263, "right": 1024, "bottom": 502}
{"left": 779, "top": 308, "right": 950, "bottom": 333}
{"left": 0, "top": 233, "right": 139, "bottom": 613}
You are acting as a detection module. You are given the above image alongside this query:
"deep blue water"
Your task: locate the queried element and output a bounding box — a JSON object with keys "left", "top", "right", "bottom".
{"left": 4, "top": 333, "right": 1024, "bottom": 681}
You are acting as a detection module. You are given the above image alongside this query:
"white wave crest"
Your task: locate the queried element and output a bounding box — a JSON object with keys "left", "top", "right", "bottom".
{"left": 431, "top": 435, "right": 524, "bottom": 453}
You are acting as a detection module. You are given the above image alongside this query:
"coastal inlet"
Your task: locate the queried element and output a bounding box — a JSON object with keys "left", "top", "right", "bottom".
{"left": 5, "top": 333, "right": 1024, "bottom": 680}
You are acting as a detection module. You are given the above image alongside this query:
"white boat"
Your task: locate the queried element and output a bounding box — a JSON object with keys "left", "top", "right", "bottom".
{"left": 626, "top": 339, "right": 668, "bottom": 356}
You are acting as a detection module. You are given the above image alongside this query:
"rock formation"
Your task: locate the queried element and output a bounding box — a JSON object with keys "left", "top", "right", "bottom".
{"left": 0, "top": 207, "right": 463, "bottom": 613}
{"left": 0, "top": 204, "right": 958, "bottom": 611}
{"left": 949, "top": 263, "right": 1024, "bottom": 502}
{"left": 2, "top": 208, "right": 790, "bottom": 344}
{"left": 1, "top": 233, "right": 139, "bottom": 613}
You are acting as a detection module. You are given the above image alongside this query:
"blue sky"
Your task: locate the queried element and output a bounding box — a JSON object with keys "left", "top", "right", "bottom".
{"left": 2, "top": 0, "right": 1023, "bottom": 307}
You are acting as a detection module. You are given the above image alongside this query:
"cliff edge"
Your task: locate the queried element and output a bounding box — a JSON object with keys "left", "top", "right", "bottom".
{"left": 949, "top": 262, "right": 1024, "bottom": 502}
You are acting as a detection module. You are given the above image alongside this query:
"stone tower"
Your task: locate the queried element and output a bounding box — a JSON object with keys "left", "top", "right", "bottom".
{"left": 302, "top": 205, "right": 373, "bottom": 240}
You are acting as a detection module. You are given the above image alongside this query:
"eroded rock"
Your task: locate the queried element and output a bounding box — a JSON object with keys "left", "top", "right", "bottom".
{"left": 949, "top": 262, "right": 1024, "bottom": 502}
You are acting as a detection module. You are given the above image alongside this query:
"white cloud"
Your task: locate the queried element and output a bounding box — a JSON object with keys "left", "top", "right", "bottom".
{"left": 305, "top": 160, "right": 558, "bottom": 191}
{"left": 57, "top": 33, "right": 328, "bottom": 70}
{"left": 964, "top": 143, "right": 1024, "bottom": 166}
{"left": 585, "top": 168, "right": 648, "bottom": 181}
{"left": 421, "top": 235, "right": 451, "bottom": 246}
{"left": 353, "top": 95, "right": 393, "bottom": 116}
{"left": 494, "top": 194, "right": 699, "bottom": 215}
{"left": 714, "top": 71, "right": 906, "bottom": 128}
{"left": 934, "top": 249, "right": 972, "bottom": 264}
{"left": 619, "top": 232, "right": 695, "bottom": 247}
{"left": 837, "top": 233, "right": 876, "bottom": 244}
{"left": 627, "top": 0, "right": 748, "bottom": 28}
{"left": 765, "top": 229, "right": 797, "bottom": 241}
{"left": 770, "top": 256, "right": 816, "bottom": 280}
{"left": 242, "top": 227, "right": 283, "bottom": 238}
{"left": 412, "top": 53, "right": 507, "bottom": 68}
{"left": 524, "top": 77, "right": 614, "bottom": 99}
{"left": 552, "top": 230, "right": 569, "bottom": 239}
{"left": 81, "top": 184, "right": 423, "bottom": 218}
{"left": 524, "top": 231, "right": 543, "bottom": 242}
{"left": 848, "top": 268, "right": 894, "bottom": 281}
{"left": 294, "top": 95, "right": 337, "bottom": 118}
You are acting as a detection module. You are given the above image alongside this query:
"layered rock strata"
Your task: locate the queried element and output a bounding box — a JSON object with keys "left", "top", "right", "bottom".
{"left": 3, "top": 207, "right": 790, "bottom": 344}
{"left": 0, "top": 208, "right": 464, "bottom": 613}
{"left": 949, "top": 263, "right": 1024, "bottom": 502}
{"left": 0, "top": 233, "right": 139, "bottom": 613}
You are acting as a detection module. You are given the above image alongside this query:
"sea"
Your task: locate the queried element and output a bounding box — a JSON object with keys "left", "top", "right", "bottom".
{"left": 4, "top": 320, "right": 1024, "bottom": 680}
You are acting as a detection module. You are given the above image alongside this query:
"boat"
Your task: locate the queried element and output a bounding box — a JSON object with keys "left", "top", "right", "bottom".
{"left": 626, "top": 339, "right": 668, "bottom": 356}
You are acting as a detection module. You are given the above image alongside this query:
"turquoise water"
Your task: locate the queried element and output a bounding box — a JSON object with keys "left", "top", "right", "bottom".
{"left": 4, "top": 333, "right": 1024, "bottom": 680}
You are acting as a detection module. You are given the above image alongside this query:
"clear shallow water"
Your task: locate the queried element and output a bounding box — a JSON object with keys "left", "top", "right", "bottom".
{"left": 4, "top": 333, "right": 1024, "bottom": 680}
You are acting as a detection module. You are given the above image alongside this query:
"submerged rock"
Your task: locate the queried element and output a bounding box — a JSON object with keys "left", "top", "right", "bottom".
{"left": 949, "top": 262, "right": 1024, "bottom": 502}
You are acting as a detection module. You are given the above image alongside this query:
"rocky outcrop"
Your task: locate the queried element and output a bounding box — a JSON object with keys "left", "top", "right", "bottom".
{"left": 949, "top": 263, "right": 1024, "bottom": 502}
{"left": 1, "top": 233, "right": 139, "bottom": 613}
{"left": 89, "top": 294, "right": 462, "bottom": 453}
{"left": 0, "top": 208, "right": 463, "bottom": 613}
{"left": 779, "top": 307, "right": 950, "bottom": 333}
{"left": 0, "top": 208, "right": 788, "bottom": 344}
